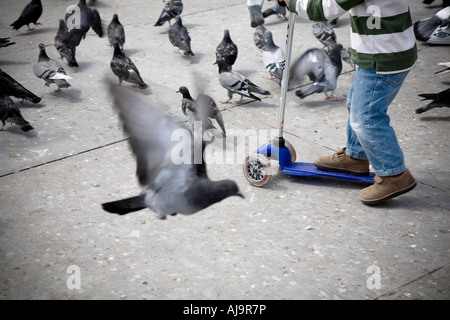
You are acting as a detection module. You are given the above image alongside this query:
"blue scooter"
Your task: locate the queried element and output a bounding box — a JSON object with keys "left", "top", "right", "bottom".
{"left": 243, "top": 13, "right": 375, "bottom": 187}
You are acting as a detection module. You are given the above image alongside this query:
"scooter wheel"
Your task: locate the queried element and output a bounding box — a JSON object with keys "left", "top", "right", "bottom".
{"left": 243, "top": 154, "right": 272, "bottom": 187}
{"left": 284, "top": 140, "right": 297, "bottom": 162}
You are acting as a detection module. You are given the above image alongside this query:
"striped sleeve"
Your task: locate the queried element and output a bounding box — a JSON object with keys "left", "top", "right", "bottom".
{"left": 289, "top": 0, "right": 364, "bottom": 21}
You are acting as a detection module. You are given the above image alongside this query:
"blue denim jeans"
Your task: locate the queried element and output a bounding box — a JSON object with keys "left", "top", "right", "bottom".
{"left": 345, "top": 67, "right": 410, "bottom": 177}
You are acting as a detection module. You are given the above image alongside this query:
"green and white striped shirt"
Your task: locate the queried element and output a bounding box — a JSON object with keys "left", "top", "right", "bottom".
{"left": 288, "top": 0, "right": 417, "bottom": 73}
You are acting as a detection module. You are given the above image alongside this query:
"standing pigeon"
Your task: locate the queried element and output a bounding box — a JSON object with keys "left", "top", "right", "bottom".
{"left": 107, "top": 14, "right": 125, "bottom": 50}
{"left": 154, "top": 0, "right": 183, "bottom": 27}
{"left": 312, "top": 21, "right": 337, "bottom": 51}
{"left": 416, "top": 88, "right": 450, "bottom": 113}
{"left": 215, "top": 29, "right": 238, "bottom": 68}
{"left": 289, "top": 44, "right": 344, "bottom": 100}
{"left": 0, "top": 95, "right": 34, "bottom": 132}
{"left": 262, "top": 1, "right": 288, "bottom": 20}
{"left": 54, "top": 19, "right": 79, "bottom": 68}
{"left": 101, "top": 82, "right": 244, "bottom": 220}
{"left": 0, "top": 69, "right": 41, "bottom": 104}
{"left": 414, "top": 6, "right": 450, "bottom": 44}
{"left": 10, "top": 0, "right": 42, "bottom": 31}
{"left": 64, "top": 0, "right": 104, "bottom": 47}
{"left": 247, "top": 0, "right": 265, "bottom": 28}
{"left": 262, "top": 30, "right": 285, "bottom": 86}
{"left": 168, "top": 16, "right": 194, "bottom": 56}
{"left": 177, "top": 86, "right": 226, "bottom": 138}
{"left": 0, "top": 38, "right": 15, "bottom": 48}
{"left": 254, "top": 24, "right": 271, "bottom": 52}
{"left": 215, "top": 59, "right": 271, "bottom": 104}
{"left": 110, "top": 44, "right": 147, "bottom": 89}
{"left": 33, "top": 43, "right": 72, "bottom": 92}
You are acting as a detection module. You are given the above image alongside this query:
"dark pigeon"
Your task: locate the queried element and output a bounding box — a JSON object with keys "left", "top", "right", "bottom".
{"left": 416, "top": 88, "right": 450, "bottom": 113}
{"left": 55, "top": 19, "right": 79, "bottom": 68}
{"left": 154, "top": 0, "right": 183, "bottom": 27}
{"left": 177, "top": 86, "right": 226, "bottom": 138}
{"left": 64, "top": 0, "right": 103, "bottom": 47}
{"left": 0, "top": 38, "right": 15, "bottom": 48}
{"left": 110, "top": 44, "right": 147, "bottom": 89}
{"left": 107, "top": 14, "right": 125, "bottom": 50}
{"left": 414, "top": 6, "right": 450, "bottom": 43}
{"left": 33, "top": 43, "right": 72, "bottom": 92}
{"left": 168, "top": 16, "right": 194, "bottom": 56}
{"left": 0, "top": 95, "right": 34, "bottom": 132}
{"left": 10, "top": 0, "right": 42, "bottom": 31}
{"left": 262, "top": 1, "right": 288, "bottom": 20}
{"left": 215, "top": 59, "right": 271, "bottom": 104}
{"left": 101, "top": 82, "right": 244, "bottom": 219}
{"left": 216, "top": 29, "right": 238, "bottom": 68}
{"left": 0, "top": 69, "right": 41, "bottom": 104}
{"left": 289, "top": 44, "right": 344, "bottom": 100}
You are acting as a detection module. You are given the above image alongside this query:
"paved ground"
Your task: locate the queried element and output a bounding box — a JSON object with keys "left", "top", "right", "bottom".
{"left": 0, "top": 0, "right": 449, "bottom": 300}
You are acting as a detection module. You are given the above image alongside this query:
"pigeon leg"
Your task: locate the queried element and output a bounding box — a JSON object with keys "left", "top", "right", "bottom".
{"left": 235, "top": 95, "right": 244, "bottom": 103}
{"left": 54, "top": 88, "right": 62, "bottom": 93}
{"left": 220, "top": 98, "right": 232, "bottom": 104}
{"left": 44, "top": 83, "right": 50, "bottom": 87}
{"left": 27, "top": 24, "right": 35, "bottom": 31}
{"left": 325, "top": 92, "right": 345, "bottom": 102}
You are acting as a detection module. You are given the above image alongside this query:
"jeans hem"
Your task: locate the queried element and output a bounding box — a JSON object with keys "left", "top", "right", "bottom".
{"left": 373, "top": 165, "right": 406, "bottom": 177}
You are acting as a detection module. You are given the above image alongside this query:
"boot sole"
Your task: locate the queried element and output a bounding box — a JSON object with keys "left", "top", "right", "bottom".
{"left": 314, "top": 164, "right": 370, "bottom": 176}
{"left": 360, "top": 182, "right": 417, "bottom": 206}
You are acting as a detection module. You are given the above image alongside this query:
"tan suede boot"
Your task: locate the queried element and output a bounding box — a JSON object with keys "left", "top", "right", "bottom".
{"left": 314, "top": 147, "right": 370, "bottom": 175}
{"left": 360, "top": 169, "right": 417, "bottom": 205}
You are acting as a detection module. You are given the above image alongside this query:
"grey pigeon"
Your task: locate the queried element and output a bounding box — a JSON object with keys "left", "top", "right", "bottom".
{"left": 0, "top": 38, "right": 15, "bottom": 48}
{"left": 262, "top": 1, "right": 288, "bottom": 20}
{"left": 0, "top": 69, "right": 41, "bottom": 104}
{"left": 110, "top": 44, "right": 147, "bottom": 89}
{"left": 55, "top": 19, "right": 79, "bottom": 68}
{"left": 215, "top": 59, "right": 271, "bottom": 104}
{"left": 262, "top": 30, "right": 285, "bottom": 86}
{"left": 154, "top": 0, "right": 183, "bottom": 27}
{"left": 64, "top": 0, "right": 104, "bottom": 47}
{"left": 0, "top": 95, "right": 34, "bottom": 132}
{"left": 168, "top": 16, "right": 194, "bottom": 56}
{"left": 289, "top": 44, "right": 343, "bottom": 100}
{"left": 10, "top": 0, "right": 42, "bottom": 31}
{"left": 416, "top": 88, "right": 450, "bottom": 114}
{"left": 101, "top": 82, "right": 244, "bottom": 219}
{"left": 254, "top": 24, "right": 270, "bottom": 52}
{"left": 312, "top": 21, "right": 337, "bottom": 51}
{"left": 215, "top": 29, "right": 238, "bottom": 68}
{"left": 177, "top": 86, "right": 226, "bottom": 138}
{"left": 247, "top": 0, "right": 265, "bottom": 28}
{"left": 33, "top": 43, "right": 72, "bottom": 92}
{"left": 414, "top": 6, "right": 450, "bottom": 42}
{"left": 107, "top": 14, "right": 125, "bottom": 50}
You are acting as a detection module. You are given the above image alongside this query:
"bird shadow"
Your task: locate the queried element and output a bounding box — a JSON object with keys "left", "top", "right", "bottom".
{"left": 233, "top": 69, "right": 259, "bottom": 78}
{"left": 264, "top": 18, "right": 289, "bottom": 27}
{"left": 49, "top": 89, "right": 83, "bottom": 103}
{"left": 300, "top": 98, "right": 346, "bottom": 108}
{"left": 0, "top": 60, "right": 31, "bottom": 66}
{"left": 417, "top": 115, "right": 450, "bottom": 121}
{"left": 71, "top": 60, "right": 95, "bottom": 73}
{"left": 121, "top": 48, "right": 142, "bottom": 57}
{"left": 15, "top": 27, "right": 56, "bottom": 36}
{"left": 1, "top": 125, "right": 38, "bottom": 138}
{"left": 16, "top": 101, "right": 46, "bottom": 109}
{"left": 182, "top": 52, "right": 205, "bottom": 65}
{"left": 117, "top": 83, "right": 153, "bottom": 96}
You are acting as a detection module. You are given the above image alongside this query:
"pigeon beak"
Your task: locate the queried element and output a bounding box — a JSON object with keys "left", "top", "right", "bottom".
{"left": 236, "top": 192, "right": 245, "bottom": 199}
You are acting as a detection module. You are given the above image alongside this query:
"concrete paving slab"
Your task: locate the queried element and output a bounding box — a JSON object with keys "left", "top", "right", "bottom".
{"left": 0, "top": 0, "right": 449, "bottom": 300}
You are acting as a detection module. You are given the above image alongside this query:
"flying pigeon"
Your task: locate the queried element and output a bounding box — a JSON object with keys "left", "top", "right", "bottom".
{"left": 435, "top": 62, "right": 450, "bottom": 74}
{"left": 154, "top": 0, "right": 183, "bottom": 27}
{"left": 107, "top": 14, "right": 125, "bottom": 50}
{"left": 54, "top": 19, "right": 79, "bottom": 68}
{"left": 168, "top": 16, "right": 194, "bottom": 56}
{"left": 0, "top": 69, "right": 41, "bottom": 104}
{"left": 110, "top": 44, "right": 147, "bottom": 89}
{"left": 64, "top": 0, "right": 104, "bottom": 47}
{"left": 416, "top": 88, "right": 450, "bottom": 114}
{"left": 101, "top": 82, "right": 244, "bottom": 219}
{"left": 33, "top": 43, "right": 72, "bottom": 92}
{"left": 215, "top": 29, "right": 238, "bottom": 68}
{"left": 177, "top": 86, "right": 226, "bottom": 138}
{"left": 253, "top": 24, "right": 271, "bottom": 52}
{"left": 215, "top": 59, "right": 271, "bottom": 104}
{"left": 10, "top": 0, "right": 42, "bottom": 31}
{"left": 414, "top": 6, "right": 450, "bottom": 44}
{"left": 247, "top": 0, "right": 265, "bottom": 28}
{"left": 0, "top": 38, "right": 15, "bottom": 48}
{"left": 262, "top": 1, "right": 288, "bottom": 20}
{"left": 0, "top": 95, "right": 34, "bottom": 132}
{"left": 289, "top": 44, "right": 344, "bottom": 100}
{"left": 262, "top": 30, "right": 285, "bottom": 85}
